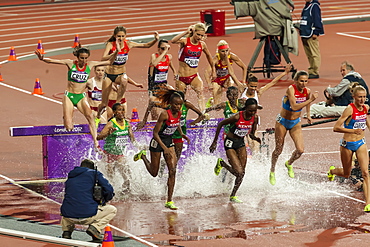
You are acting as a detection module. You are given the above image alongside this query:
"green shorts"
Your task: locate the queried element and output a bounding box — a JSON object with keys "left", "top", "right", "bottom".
{"left": 65, "top": 91, "right": 86, "bottom": 106}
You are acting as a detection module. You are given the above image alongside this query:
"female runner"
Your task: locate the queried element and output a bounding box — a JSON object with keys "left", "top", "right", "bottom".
{"left": 328, "top": 85, "right": 370, "bottom": 212}
{"left": 35, "top": 45, "right": 119, "bottom": 148}
{"left": 209, "top": 98, "right": 261, "bottom": 203}
{"left": 133, "top": 90, "right": 189, "bottom": 210}
{"left": 171, "top": 23, "right": 215, "bottom": 112}
{"left": 269, "top": 70, "right": 318, "bottom": 185}
{"left": 204, "top": 40, "right": 247, "bottom": 105}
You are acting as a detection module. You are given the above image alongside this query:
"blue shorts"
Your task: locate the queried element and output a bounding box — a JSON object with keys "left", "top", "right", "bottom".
{"left": 276, "top": 114, "right": 300, "bottom": 130}
{"left": 340, "top": 138, "right": 366, "bottom": 151}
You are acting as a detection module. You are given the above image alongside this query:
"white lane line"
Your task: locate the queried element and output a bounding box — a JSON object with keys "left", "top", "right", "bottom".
{"left": 0, "top": 82, "right": 62, "bottom": 105}
{"left": 0, "top": 173, "right": 158, "bottom": 247}
{"left": 337, "top": 32, "right": 370, "bottom": 41}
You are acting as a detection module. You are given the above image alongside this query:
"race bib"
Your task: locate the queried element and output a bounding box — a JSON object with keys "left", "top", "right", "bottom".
{"left": 234, "top": 129, "right": 249, "bottom": 137}
{"left": 114, "top": 54, "right": 128, "bottom": 64}
{"left": 184, "top": 57, "right": 199, "bottom": 68}
{"left": 162, "top": 126, "right": 177, "bottom": 135}
{"left": 115, "top": 136, "right": 128, "bottom": 146}
{"left": 150, "top": 139, "right": 158, "bottom": 148}
{"left": 91, "top": 91, "right": 102, "bottom": 101}
{"left": 354, "top": 121, "right": 366, "bottom": 130}
{"left": 154, "top": 72, "right": 168, "bottom": 82}
{"left": 225, "top": 139, "right": 233, "bottom": 148}
{"left": 300, "top": 20, "right": 307, "bottom": 26}
{"left": 71, "top": 71, "right": 89, "bottom": 83}
{"left": 217, "top": 69, "right": 229, "bottom": 77}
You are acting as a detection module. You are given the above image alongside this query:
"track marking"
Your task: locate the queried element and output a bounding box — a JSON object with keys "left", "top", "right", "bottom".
{"left": 72, "top": 18, "right": 107, "bottom": 22}
{"left": 0, "top": 82, "right": 62, "bottom": 105}
{"left": 337, "top": 32, "right": 370, "bottom": 41}
{"left": 329, "top": 7, "right": 360, "bottom": 10}
{"left": 0, "top": 173, "right": 158, "bottom": 247}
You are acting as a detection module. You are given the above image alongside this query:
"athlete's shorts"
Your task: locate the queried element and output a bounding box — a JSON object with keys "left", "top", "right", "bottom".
{"left": 173, "top": 138, "right": 184, "bottom": 143}
{"left": 213, "top": 75, "right": 230, "bottom": 87}
{"left": 172, "top": 126, "right": 186, "bottom": 140}
{"left": 340, "top": 138, "right": 366, "bottom": 151}
{"left": 105, "top": 72, "right": 127, "bottom": 83}
{"left": 224, "top": 136, "right": 245, "bottom": 150}
{"left": 276, "top": 114, "right": 300, "bottom": 130}
{"left": 90, "top": 106, "right": 98, "bottom": 111}
{"left": 103, "top": 150, "right": 124, "bottom": 163}
{"left": 178, "top": 74, "right": 198, "bottom": 85}
{"left": 108, "top": 98, "right": 127, "bottom": 108}
{"left": 149, "top": 136, "right": 174, "bottom": 152}
{"left": 65, "top": 91, "right": 86, "bottom": 106}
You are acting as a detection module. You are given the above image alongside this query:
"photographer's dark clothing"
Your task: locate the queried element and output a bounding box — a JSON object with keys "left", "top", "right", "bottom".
{"left": 61, "top": 166, "right": 114, "bottom": 218}
{"left": 300, "top": 0, "right": 324, "bottom": 38}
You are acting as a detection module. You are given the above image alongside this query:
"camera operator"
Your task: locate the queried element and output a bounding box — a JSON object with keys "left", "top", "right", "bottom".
{"left": 61, "top": 159, "right": 116, "bottom": 241}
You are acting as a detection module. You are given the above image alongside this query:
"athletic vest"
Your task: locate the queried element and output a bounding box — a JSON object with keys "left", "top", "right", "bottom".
{"left": 215, "top": 53, "right": 232, "bottom": 78}
{"left": 68, "top": 61, "right": 91, "bottom": 83}
{"left": 229, "top": 111, "right": 255, "bottom": 137}
{"left": 172, "top": 104, "right": 189, "bottom": 139}
{"left": 282, "top": 84, "right": 308, "bottom": 112}
{"left": 148, "top": 54, "right": 170, "bottom": 84}
{"left": 240, "top": 88, "right": 259, "bottom": 103}
{"left": 344, "top": 103, "right": 368, "bottom": 130}
{"left": 178, "top": 37, "right": 202, "bottom": 68}
{"left": 87, "top": 78, "right": 102, "bottom": 101}
{"left": 158, "top": 109, "right": 181, "bottom": 137}
{"left": 223, "top": 100, "right": 239, "bottom": 133}
{"left": 109, "top": 40, "right": 130, "bottom": 65}
{"left": 104, "top": 118, "right": 130, "bottom": 155}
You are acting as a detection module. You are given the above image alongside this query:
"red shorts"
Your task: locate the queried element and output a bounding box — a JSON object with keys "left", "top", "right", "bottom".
{"left": 103, "top": 150, "right": 124, "bottom": 163}
{"left": 90, "top": 106, "right": 98, "bottom": 111}
{"left": 213, "top": 75, "right": 230, "bottom": 87}
{"left": 108, "top": 98, "right": 127, "bottom": 108}
{"left": 173, "top": 138, "right": 184, "bottom": 143}
{"left": 179, "top": 74, "right": 197, "bottom": 85}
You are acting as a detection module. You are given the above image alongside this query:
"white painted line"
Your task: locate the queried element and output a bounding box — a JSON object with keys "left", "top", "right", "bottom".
{"left": 337, "top": 32, "right": 370, "bottom": 41}
{"left": 303, "top": 151, "right": 340, "bottom": 155}
{"left": 0, "top": 82, "right": 62, "bottom": 105}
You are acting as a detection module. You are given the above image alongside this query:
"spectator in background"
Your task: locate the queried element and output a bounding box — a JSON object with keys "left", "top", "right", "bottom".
{"left": 61, "top": 159, "right": 116, "bottom": 241}
{"left": 299, "top": 0, "right": 324, "bottom": 79}
{"left": 308, "top": 61, "right": 369, "bottom": 118}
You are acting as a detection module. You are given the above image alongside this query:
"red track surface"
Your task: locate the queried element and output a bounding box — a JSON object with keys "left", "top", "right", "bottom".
{"left": 1, "top": 1, "right": 370, "bottom": 246}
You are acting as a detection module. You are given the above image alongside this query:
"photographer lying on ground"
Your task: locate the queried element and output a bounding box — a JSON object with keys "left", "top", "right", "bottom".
{"left": 307, "top": 61, "right": 369, "bottom": 118}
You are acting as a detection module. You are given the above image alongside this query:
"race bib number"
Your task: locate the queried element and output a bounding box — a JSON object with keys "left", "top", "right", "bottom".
{"left": 276, "top": 114, "right": 282, "bottom": 123}
{"left": 234, "top": 129, "right": 249, "bottom": 137}
{"left": 154, "top": 72, "right": 168, "bottom": 82}
{"left": 115, "top": 54, "right": 128, "bottom": 64}
{"left": 150, "top": 139, "right": 158, "bottom": 148}
{"left": 354, "top": 121, "right": 366, "bottom": 130}
{"left": 225, "top": 139, "right": 233, "bottom": 148}
{"left": 184, "top": 57, "right": 199, "bottom": 68}
{"left": 217, "top": 69, "right": 229, "bottom": 77}
{"left": 115, "top": 136, "right": 128, "bottom": 146}
{"left": 71, "top": 71, "right": 89, "bottom": 83}
{"left": 91, "top": 91, "right": 102, "bottom": 101}
{"left": 162, "top": 126, "right": 177, "bottom": 135}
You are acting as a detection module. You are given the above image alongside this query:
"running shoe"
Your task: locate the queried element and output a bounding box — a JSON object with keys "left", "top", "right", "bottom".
{"left": 364, "top": 204, "right": 370, "bottom": 212}
{"left": 327, "top": 166, "right": 336, "bottom": 181}
{"left": 206, "top": 97, "right": 214, "bottom": 108}
{"left": 165, "top": 201, "right": 178, "bottom": 210}
{"left": 214, "top": 158, "right": 223, "bottom": 176}
{"left": 285, "top": 161, "right": 295, "bottom": 178}
{"left": 269, "top": 172, "right": 276, "bottom": 185}
{"left": 230, "top": 196, "right": 243, "bottom": 203}
{"left": 94, "top": 118, "right": 101, "bottom": 127}
{"left": 133, "top": 150, "right": 146, "bottom": 162}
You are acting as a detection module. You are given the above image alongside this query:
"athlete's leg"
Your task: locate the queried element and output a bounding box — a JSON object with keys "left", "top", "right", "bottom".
{"left": 287, "top": 123, "right": 304, "bottom": 166}
{"left": 163, "top": 147, "right": 178, "bottom": 202}
{"left": 270, "top": 121, "right": 288, "bottom": 173}
{"left": 62, "top": 94, "right": 75, "bottom": 131}
{"left": 356, "top": 144, "right": 370, "bottom": 204}
{"left": 174, "top": 142, "right": 183, "bottom": 161}
{"left": 176, "top": 79, "right": 187, "bottom": 94}
{"left": 77, "top": 98, "right": 98, "bottom": 148}
{"left": 212, "top": 82, "right": 223, "bottom": 105}
{"left": 226, "top": 147, "right": 247, "bottom": 197}
{"left": 141, "top": 151, "right": 161, "bottom": 177}
{"left": 190, "top": 76, "right": 205, "bottom": 112}
{"left": 115, "top": 74, "right": 128, "bottom": 103}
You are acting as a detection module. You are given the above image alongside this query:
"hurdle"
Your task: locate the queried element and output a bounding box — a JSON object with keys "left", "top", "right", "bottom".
{"left": 10, "top": 119, "right": 225, "bottom": 179}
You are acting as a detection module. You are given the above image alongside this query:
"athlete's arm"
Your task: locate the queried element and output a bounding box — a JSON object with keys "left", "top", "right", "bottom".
{"left": 333, "top": 105, "right": 360, "bottom": 134}
{"left": 287, "top": 86, "right": 318, "bottom": 111}
{"left": 259, "top": 63, "right": 292, "bottom": 96}
{"left": 205, "top": 102, "right": 226, "bottom": 113}
{"left": 249, "top": 114, "right": 261, "bottom": 143}
{"left": 305, "top": 89, "right": 313, "bottom": 124}
{"left": 202, "top": 42, "right": 216, "bottom": 78}
{"left": 97, "top": 121, "right": 114, "bottom": 140}
{"left": 209, "top": 114, "right": 239, "bottom": 153}
{"left": 129, "top": 32, "right": 159, "bottom": 48}
{"left": 101, "top": 42, "right": 114, "bottom": 61}
{"left": 35, "top": 50, "right": 73, "bottom": 67}
{"left": 153, "top": 111, "right": 169, "bottom": 151}
{"left": 186, "top": 101, "right": 204, "bottom": 125}
{"left": 230, "top": 53, "right": 247, "bottom": 84}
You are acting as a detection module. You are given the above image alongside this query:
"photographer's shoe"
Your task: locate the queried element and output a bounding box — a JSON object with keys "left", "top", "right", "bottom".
{"left": 86, "top": 225, "right": 103, "bottom": 241}
{"left": 62, "top": 231, "right": 72, "bottom": 239}
{"left": 133, "top": 150, "right": 146, "bottom": 162}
